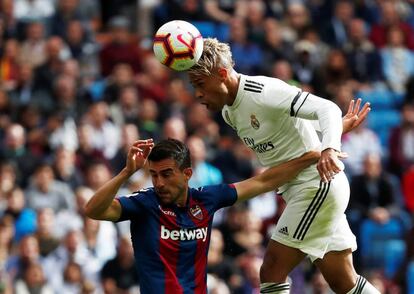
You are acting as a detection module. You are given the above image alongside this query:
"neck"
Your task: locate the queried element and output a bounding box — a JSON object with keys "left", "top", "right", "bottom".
{"left": 175, "top": 187, "right": 189, "bottom": 207}
{"left": 226, "top": 70, "right": 241, "bottom": 106}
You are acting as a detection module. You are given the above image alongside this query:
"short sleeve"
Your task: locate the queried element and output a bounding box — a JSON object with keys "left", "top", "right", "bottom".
{"left": 208, "top": 184, "right": 238, "bottom": 211}
{"left": 116, "top": 191, "right": 148, "bottom": 222}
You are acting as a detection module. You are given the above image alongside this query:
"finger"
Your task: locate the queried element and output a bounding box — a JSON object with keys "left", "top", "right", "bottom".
{"left": 358, "top": 102, "right": 371, "bottom": 116}
{"left": 337, "top": 152, "right": 348, "bottom": 159}
{"left": 353, "top": 103, "right": 371, "bottom": 128}
{"left": 353, "top": 98, "right": 362, "bottom": 115}
{"left": 347, "top": 99, "right": 355, "bottom": 115}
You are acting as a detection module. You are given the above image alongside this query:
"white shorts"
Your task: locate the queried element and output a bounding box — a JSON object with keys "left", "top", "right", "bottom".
{"left": 271, "top": 171, "right": 357, "bottom": 262}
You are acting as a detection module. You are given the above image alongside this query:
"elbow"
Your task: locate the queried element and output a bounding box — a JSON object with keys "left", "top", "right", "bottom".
{"left": 84, "top": 202, "right": 97, "bottom": 219}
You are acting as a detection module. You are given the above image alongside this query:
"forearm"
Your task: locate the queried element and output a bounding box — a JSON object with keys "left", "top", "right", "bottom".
{"left": 257, "top": 154, "right": 318, "bottom": 192}
{"left": 85, "top": 168, "right": 131, "bottom": 219}
{"left": 235, "top": 152, "right": 319, "bottom": 202}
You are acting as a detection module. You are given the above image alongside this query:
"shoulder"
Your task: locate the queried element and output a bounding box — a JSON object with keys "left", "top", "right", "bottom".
{"left": 118, "top": 188, "right": 157, "bottom": 207}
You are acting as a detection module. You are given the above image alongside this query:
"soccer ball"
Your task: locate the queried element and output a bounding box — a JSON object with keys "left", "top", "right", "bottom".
{"left": 153, "top": 20, "right": 203, "bottom": 71}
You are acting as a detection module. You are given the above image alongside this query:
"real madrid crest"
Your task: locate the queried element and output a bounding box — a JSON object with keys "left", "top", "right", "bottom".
{"left": 250, "top": 114, "right": 260, "bottom": 130}
{"left": 189, "top": 205, "right": 203, "bottom": 220}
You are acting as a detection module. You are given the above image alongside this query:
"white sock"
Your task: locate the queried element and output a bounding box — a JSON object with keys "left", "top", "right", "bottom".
{"left": 260, "top": 282, "right": 290, "bottom": 293}
{"left": 346, "top": 275, "right": 381, "bottom": 294}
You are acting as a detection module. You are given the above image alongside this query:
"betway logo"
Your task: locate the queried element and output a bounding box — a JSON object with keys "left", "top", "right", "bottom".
{"left": 161, "top": 225, "right": 208, "bottom": 242}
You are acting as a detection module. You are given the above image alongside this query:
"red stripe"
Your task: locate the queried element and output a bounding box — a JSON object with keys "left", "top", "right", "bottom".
{"left": 159, "top": 208, "right": 183, "bottom": 294}
{"left": 188, "top": 199, "right": 209, "bottom": 294}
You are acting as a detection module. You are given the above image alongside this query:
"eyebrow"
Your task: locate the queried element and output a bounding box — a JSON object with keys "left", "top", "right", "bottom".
{"left": 149, "top": 168, "right": 174, "bottom": 174}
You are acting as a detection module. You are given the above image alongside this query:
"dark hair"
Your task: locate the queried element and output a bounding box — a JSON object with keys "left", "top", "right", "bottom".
{"left": 148, "top": 139, "right": 191, "bottom": 170}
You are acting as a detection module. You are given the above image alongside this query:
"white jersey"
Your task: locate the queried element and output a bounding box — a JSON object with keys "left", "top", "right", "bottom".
{"left": 222, "top": 74, "right": 343, "bottom": 192}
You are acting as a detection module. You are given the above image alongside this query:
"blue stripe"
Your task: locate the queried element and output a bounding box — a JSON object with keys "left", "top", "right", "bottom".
{"left": 131, "top": 209, "right": 165, "bottom": 293}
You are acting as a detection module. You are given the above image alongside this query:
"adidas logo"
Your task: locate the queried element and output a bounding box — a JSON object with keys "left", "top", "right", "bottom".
{"left": 278, "top": 226, "right": 289, "bottom": 236}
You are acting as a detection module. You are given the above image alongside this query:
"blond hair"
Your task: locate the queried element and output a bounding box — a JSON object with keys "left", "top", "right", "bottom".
{"left": 188, "top": 38, "right": 235, "bottom": 77}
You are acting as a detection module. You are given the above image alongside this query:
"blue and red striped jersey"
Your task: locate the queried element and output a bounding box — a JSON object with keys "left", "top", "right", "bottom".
{"left": 116, "top": 184, "right": 237, "bottom": 294}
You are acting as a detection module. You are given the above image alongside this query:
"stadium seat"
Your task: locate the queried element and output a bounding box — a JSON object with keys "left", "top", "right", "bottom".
{"left": 359, "top": 218, "right": 406, "bottom": 269}
{"left": 383, "top": 240, "right": 406, "bottom": 278}
{"left": 367, "top": 110, "right": 401, "bottom": 147}
{"left": 407, "top": 262, "right": 414, "bottom": 294}
{"left": 192, "top": 21, "right": 217, "bottom": 38}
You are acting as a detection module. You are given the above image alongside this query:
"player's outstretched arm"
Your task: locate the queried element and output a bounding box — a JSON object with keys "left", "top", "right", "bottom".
{"left": 85, "top": 139, "right": 154, "bottom": 221}
{"left": 233, "top": 151, "right": 320, "bottom": 202}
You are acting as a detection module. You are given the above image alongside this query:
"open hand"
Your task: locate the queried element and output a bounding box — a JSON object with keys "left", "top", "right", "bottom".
{"left": 342, "top": 98, "right": 371, "bottom": 133}
{"left": 125, "top": 139, "right": 154, "bottom": 176}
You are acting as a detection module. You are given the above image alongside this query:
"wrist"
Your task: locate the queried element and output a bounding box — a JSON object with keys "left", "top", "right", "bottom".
{"left": 120, "top": 168, "right": 135, "bottom": 179}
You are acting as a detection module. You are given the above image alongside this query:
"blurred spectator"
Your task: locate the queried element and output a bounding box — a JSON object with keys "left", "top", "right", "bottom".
{"left": 61, "top": 261, "right": 87, "bottom": 294}
{"left": 204, "top": 0, "right": 247, "bottom": 23}
{"left": 380, "top": 25, "right": 414, "bottom": 93}
{"left": 136, "top": 55, "right": 170, "bottom": 103}
{"left": 0, "top": 123, "right": 40, "bottom": 187}
{"left": 19, "top": 21, "right": 46, "bottom": 68}
{"left": 34, "top": 208, "right": 60, "bottom": 257}
{"left": 245, "top": 0, "right": 266, "bottom": 45}
{"left": 0, "top": 38, "right": 20, "bottom": 91}
{"left": 402, "top": 165, "right": 414, "bottom": 213}
{"left": 389, "top": 102, "right": 414, "bottom": 176}
{"left": 228, "top": 16, "right": 263, "bottom": 75}
{"left": 343, "top": 18, "right": 383, "bottom": 87}
{"left": 138, "top": 98, "right": 161, "bottom": 141}
{"left": 53, "top": 147, "right": 83, "bottom": 189}
{"left": 260, "top": 18, "right": 295, "bottom": 73}
{"left": 164, "top": 0, "right": 208, "bottom": 22}
{"left": 0, "top": 216, "right": 14, "bottom": 264}
{"left": 348, "top": 153, "right": 402, "bottom": 228}
{"left": 110, "top": 123, "right": 140, "bottom": 174}
{"left": 75, "top": 123, "right": 106, "bottom": 173}
{"left": 320, "top": 0, "right": 354, "bottom": 48}
{"left": 163, "top": 116, "right": 187, "bottom": 142}
{"left": 43, "top": 229, "right": 100, "bottom": 291}
{"left": 0, "top": 89, "right": 12, "bottom": 130}
{"left": 64, "top": 19, "right": 96, "bottom": 63}
{"left": 53, "top": 74, "right": 86, "bottom": 119}
{"left": 34, "top": 36, "right": 69, "bottom": 96}
{"left": 369, "top": 0, "right": 414, "bottom": 50}
{"left": 305, "top": 269, "right": 332, "bottom": 294}
{"left": 14, "top": 261, "right": 53, "bottom": 294}
{"left": 102, "top": 63, "right": 136, "bottom": 104}
{"left": 301, "top": 26, "right": 331, "bottom": 68}
{"left": 270, "top": 59, "right": 300, "bottom": 87}
{"left": 99, "top": 15, "right": 142, "bottom": 77}
{"left": 291, "top": 39, "right": 324, "bottom": 94}
{"left": 50, "top": 0, "right": 86, "bottom": 39}
{"left": 3, "top": 187, "right": 36, "bottom": 242}
{"left": 187, "top": 135, "right": 223, "bottom": 188}
{"left": 0, "top": 0, "right": 18, "bottom": 39}
{"left": 320, "top": 49, "right": 353, "bottom": 99}
{"left": 207, "top": 229, "right": 243, "bottom": 293}
{"left": 186, "top": 103, "right": 220, "bottom": 145}
{"left": 109, "top": 85, "right": 140, "bottom": 126}
{"left": 13, "top": 0, "right": 54, "bottom": 23}
{"left": 84, "top": 101, "right": 120, "bottom": 159}
{"left": 0, "top": 161, "right": 17, "bottom": 196}
{"left": 83, "top": 216, "right": 116, "bottom": 267}
{"left": 84, "top": 160, "right": 113, "bottom": 192}
{"left": 24, "top": 163, "right": 75, "bottom": 214}
{"left": 100, "top": 235, "right": 139, "bottom": 294}
{"left": 6, "top": 235, "right": 43, "bottom": 281}
{"left": 9, "top": 63, "right": 53, "bottom": 114}
{"left": 342, "top": 122, "right": 382, "bottom": 177}
{"left": 232, "top": 210, "right": 263, "bottom": 254}
{"left": 238, "top": 251, "right": 263, "bottom": 293}
{"left": 46, "top": 112, "right": 78, "bottom": 153}
{"left": 282, "top": 2, "right": 311, "bottom": 43}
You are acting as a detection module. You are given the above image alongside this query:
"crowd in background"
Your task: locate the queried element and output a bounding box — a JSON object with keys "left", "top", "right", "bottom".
{"left": 1, "top": 0, "right": 414, "bottom": 293}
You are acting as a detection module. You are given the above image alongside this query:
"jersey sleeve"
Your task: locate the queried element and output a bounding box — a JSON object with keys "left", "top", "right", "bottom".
{"left": 207, "top": 184, "right": 238, "bottom": 211}
{"left": 116, "top": 190, "right": 149, "bottom": 222}
{"left": 263, "top": 78, "right": 343, "bottom": 151}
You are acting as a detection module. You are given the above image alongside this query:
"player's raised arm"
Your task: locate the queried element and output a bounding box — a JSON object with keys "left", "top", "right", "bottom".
{"left": 233, "top": 151, "right": 320, "bottom": 202}
{"left": 85, "top": 139, "right": 154, "bottom": 221}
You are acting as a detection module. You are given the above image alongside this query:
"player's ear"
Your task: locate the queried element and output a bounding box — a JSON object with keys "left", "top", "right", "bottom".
{"left": 217, "top": 68, "right": 228, "bottom": 81}
{"left": 183, "top": 168, "right": 193, "bottom": 180}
